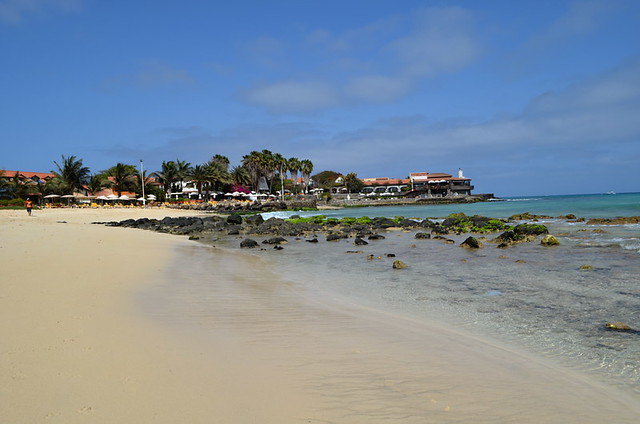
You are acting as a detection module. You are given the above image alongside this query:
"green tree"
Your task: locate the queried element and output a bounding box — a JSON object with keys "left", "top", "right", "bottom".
{"left": 174, "top": 159, "right": 192, "bottom": 192}
{"left": 342, "top": 172, "right": 364, "bottom": 193}
{"left": 241, "top": 151, "right": 263, "bottom": 191}
{"left": 152, "top": 161, "right": 178, "bottom": 197}
{"left": 52, "top": 155, "right": 90, "bottom": 194}
{"left": 210, "top": 154, "right": 230, "bottom": 172}
{"left": 104, "top": 163, "right": 137, "bottom": 197}
{"left": 187, "top": 164, "right": 211, "bottom": 198}
{"left": 87, "top": 174, "right": 110, "bottom": 195}
{"left": 312, "top": 170, "right": 341, "bottom": 190}
{"left": 230, "top": 165, "right": 250, "bottom": 187}
{"left": 287, "top": 157, "right": 301, "bottom": 190}
{"left": 300, "top": 159, "right": 314, "bottom": 192}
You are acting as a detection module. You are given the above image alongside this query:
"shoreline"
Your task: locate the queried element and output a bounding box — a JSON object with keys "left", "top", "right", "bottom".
{"left": 3, "top": 208, "right": 640, "bottom": 422}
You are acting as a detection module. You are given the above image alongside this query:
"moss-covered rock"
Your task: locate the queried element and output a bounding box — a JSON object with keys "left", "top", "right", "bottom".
{"left": 392, "top": 260, "right": 407, "bottom": 269}
{"left": 541, "top": 235, "right": 560, "bottom": 246}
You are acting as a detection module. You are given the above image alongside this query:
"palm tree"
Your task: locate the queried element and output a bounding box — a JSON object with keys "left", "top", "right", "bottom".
{"left": 87, "top": 174, "right": 109, "bottom": 195}
{"left": 272, "top": 153, "right": 287, "bottom": 199}
{"left": 300, "top": 159, "right": 314, "bottom": 193}
{"left": 152, "top": 161, "right": 178, "bottom": 198}
{"left": 287, "top": 157, "right": 301, "bottom": 186}
{"left": 242, "top": 151, "right": 263, "bottom": 192}
{"left": 174, "top": 159, "right": 192, "bottom": 192}
{"left": 52, "top": 155, "right": 90, "bottom": 194}
{"left": 187, "top": 164, "right": 211, "bottom": 199}
{"left": 105, "top": 163, "right": 137, "bottom": 197}
{"left": 230, "top": 165, "right": 250, "bottom": 187}
{"left": 342, "top": 172, "right": 364, "bottom": 193}
{"left": 206, "top": 160, "right": 232, "bottom": 193}
{"left": 210, "top": 154, "right": 230, "bottom": 172}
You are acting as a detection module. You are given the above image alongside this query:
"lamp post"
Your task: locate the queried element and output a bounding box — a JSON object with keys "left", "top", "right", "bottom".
{"left": 140, "top": 159, "right": 146, "bottom": 208}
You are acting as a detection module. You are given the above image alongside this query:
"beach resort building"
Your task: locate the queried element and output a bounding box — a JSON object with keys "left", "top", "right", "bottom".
{"left": 407, "top": 169, "right": 473, "bottom": 197}
{"left": 356, "top": 169, "right": 473, "bottom": 198}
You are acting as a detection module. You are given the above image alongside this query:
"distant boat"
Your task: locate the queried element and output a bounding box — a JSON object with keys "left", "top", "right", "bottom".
{"left": 606, "top": 191, "right": 616, "bottom": 195}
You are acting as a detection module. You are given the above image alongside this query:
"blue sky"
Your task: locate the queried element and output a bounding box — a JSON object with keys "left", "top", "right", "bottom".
{"left": 1, "top": 0, "right": 639, "bottom": 196}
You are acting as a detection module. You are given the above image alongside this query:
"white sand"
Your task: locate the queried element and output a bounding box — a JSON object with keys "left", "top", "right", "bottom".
{"left": 2, "top": 207, "right": 640, "bottom": 423}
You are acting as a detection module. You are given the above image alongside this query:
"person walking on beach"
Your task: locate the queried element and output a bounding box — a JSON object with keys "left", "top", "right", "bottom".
{"left": 25, "top": 198, "right": 33, "bottom": 216}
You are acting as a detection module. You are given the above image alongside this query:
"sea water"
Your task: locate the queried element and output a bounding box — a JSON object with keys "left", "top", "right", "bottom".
{"left": 141, "top": 192, "right": 640, "bottom": 416}
{"left": 259, "top": 193, "right": 640, "bottom": 393}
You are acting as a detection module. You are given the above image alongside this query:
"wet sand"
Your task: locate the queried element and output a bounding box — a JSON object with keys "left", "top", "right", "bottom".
{"left": 2, "top": 208, "right": 640, "bottom": 423}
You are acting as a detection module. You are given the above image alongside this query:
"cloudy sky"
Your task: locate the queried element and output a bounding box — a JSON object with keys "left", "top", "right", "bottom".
{"left": 1, "top": 0, "right": 639, "bottom": 196}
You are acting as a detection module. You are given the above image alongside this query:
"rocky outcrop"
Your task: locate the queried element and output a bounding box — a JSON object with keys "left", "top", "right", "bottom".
{"left": 460, "top": 236, "right": 483, "bottom": 249}
{"left": 240, "top": 239, "right": 259, "bottom": 248}
{"left": 587, "top": 216, "right": 640, "bottom": 225}
{"left": 541, "top": 235, "right": 560, "bottom": 246}
{"left": 605, "top": 322, "right": 634, "bottom": 332}
{"left": 392, "top": 260, "right": 407, "bottom": 269}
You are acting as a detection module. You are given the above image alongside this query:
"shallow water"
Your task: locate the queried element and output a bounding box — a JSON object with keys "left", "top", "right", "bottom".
{"left": 136, "top": 195, "right": 640, "bottom": 421}
{"left": 140, "top": 235, "right": 640, "bottom": 422}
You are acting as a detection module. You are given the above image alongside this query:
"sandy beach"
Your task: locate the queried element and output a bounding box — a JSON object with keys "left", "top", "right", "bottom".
{"left": 2, "top": 207, "right": 640, "bottom": 423}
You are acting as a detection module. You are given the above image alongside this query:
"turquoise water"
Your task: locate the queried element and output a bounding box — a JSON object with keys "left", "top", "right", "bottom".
{"left": 140, "top": 191, "right": 640, "bottom": 419}
{"left": 264, "top": 192, "right": 640, "bottom": 220}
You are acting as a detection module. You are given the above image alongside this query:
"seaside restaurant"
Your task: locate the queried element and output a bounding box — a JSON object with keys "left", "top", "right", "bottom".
{"left": 408, "top": 169, "right": 474, "bottom": 198}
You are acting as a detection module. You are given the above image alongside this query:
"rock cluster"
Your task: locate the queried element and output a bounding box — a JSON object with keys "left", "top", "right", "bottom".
{"left": 98, "top": 212, "right": 550, "bottom": 251}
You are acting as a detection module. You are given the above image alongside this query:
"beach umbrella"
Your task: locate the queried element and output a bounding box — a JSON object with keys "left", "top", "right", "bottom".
{"left": 61, "top": 194, "right": 75, "bottom": 198}
{"left": 119, "top": 195, "right": 131, "bottom": 201}
{"left": 147, "top": 194, "right": 156, "bottom": 200}
{"left": 106, "top": 194, "right": 118, "bottom": 200}
{"left": 96, "top": 196, "right": 108, "bottom": 200}
{"left": 44, "top": 194, "right": 61, "bottom": 198}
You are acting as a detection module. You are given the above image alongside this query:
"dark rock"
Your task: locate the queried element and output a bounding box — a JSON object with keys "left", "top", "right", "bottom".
{"left": 244, "top": 214, "right": 264, "bottom": 226}
{"left": 398, "top": 219, "right": 419, "bottom": 228}
{"left": 306, "top": 238, "right": 319, "bottom": 243}
{"left": 371, "top": 217, "right": 396, "bottom": 229}
{"left": 240, "top": 239, "right": 259, "bottom": 248}
{"left": 226, "top": 214, "right": 243, "bottom": 225}
{"left": 415, "top": 232, "right": 431, "bottom": 239}
{"left": 326, "top": 234, "right": 341, "bottom": 242}
{"left": 386, "top": 253, "right": 396, "bottom": 257}
{"left": 420, "top": 219, "right": 436, "bottom": 228}
{"left": 274, "top": 245, "right": 284, "bottom": 250}
{"left": 431, "top": 225, "right": 449, "bottom": 235}
{"left": 354, "top": 238, "right": 369, "bottom": 246}
{"left": 495, "top": 230, "right": 521, "bottom": 243}
{"left": 460, "top": 236, "right": 483, "bottom": 249}
{"left": 262, "top": 237, "right": 288, "bottom": 245}
{"left": 227, "top": 225, "right": 241, "bottom": 235}
{"left": 368, "top": 234, "right": 385, "bottom": 240}
{"left": 188, "top": 235, "right": 200, "bottom": 240}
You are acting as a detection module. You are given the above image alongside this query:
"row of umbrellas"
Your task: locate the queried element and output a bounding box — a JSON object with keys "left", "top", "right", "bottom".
{"left": 43, "top": 194, "right": 157, "bottom": 201}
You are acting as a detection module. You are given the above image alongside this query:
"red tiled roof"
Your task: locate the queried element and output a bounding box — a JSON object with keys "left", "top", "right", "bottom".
{"left": 1, "top": 170, "right": 56, "bottom": 180}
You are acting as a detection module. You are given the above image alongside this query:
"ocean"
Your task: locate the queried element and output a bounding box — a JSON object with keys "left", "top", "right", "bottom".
{"left": 141, "top": 192, "right": 640, "bottom": 421}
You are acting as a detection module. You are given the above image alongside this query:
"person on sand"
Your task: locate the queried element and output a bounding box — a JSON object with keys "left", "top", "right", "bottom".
{"left": 25, "top": 198, "right": 33, "bottom": 216}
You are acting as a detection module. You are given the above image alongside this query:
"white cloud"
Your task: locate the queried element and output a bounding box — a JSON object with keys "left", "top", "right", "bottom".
{"left": 345, "top": 75, "right": 411, "bottom": 103}
{"left": 241, "top": 6, "right": 482, "bottom": 114}
{"left": 244, "top": 81, "right": 340, "bottom": 113}
{"left": 0, "top": 0, "right": 82, "bottom": 23}
{"left": 389, "top": 6, "right": 481, "bottom": 77}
